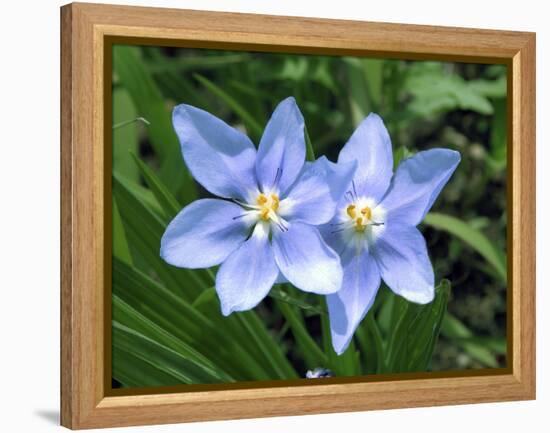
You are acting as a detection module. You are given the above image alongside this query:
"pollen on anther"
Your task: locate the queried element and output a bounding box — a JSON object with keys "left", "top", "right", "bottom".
{"left": 257, "top": 194, "right": 268, "bottom": 206}
{"left": 260, "top": 208, "right": 270, "bottom": 221}
{"left": 361, "top": 206, "right": 372, "bottom": 221}
{"left": 346, "top": 204, "right": 356, "bottom": 219}
{"left": 354, "top": 217, "right": 366, "bottom": 232}
{"left": 270, "top": 194, "right": 280, "bottom": 211}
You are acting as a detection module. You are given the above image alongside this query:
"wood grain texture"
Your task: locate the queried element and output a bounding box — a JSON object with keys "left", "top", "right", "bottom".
{"left": 60, "top": 2, "right": 536, "bottom": 429}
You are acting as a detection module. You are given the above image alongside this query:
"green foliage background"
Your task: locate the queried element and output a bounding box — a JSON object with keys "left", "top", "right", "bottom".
{"left": 111, "top": 45, "right": 508, "bottom": 388}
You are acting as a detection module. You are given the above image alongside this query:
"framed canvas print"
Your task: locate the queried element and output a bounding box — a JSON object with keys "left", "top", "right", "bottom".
{"left": 60, "top": 2, "right": 536, "bottom": 429}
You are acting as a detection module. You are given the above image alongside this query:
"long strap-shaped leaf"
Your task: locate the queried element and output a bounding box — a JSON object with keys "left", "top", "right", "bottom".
{"left": 113, "top": 295, "right": 234, "bottom": 382}
{"left": 113, "top": 257, "right": 273, "bottom": 381}
{"left": 424, "top": 213, "right": 507, "bottom": 283}
{"left": 385, "top": 280, "right": 451, "bottom": 373}
{"left": 113, "top": 322, "right": 226, "bottom": 386}
{"left": 113, "top": 45, "right": 196, "bottom": 201}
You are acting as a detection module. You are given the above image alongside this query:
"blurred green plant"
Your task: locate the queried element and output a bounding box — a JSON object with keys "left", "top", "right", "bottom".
{"left": 111, "top": 45, "right": 507, "bottom": 386}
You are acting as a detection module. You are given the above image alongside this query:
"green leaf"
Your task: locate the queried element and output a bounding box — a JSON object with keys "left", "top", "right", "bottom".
{"left": 112, "top": 196, "right": 132, "bottom": 265}
{"left": 113, "top": 173, "right": 209, "bottom": 300}
{"left": 275, "top": 298, "right": 327, "bottom": 370}
{"left": 146, "top": 53, "right": 250, "bottom": 74}
{"left": 112, "top": 88, "right": 139, "bottom": 182}
{"left": 385, "top": 280, "right": 451, "bottom": 372}
{"left": 193, "top": 73, "right": 264, "bottom": 139}
{"left": 440, "top": 314, "right": 500, "bottom": 367}
{"left": 130, "top": 152, "right": 181, "bottom": 221}
{"left": 114, "top": 173, "right": 164, "bottom": 219}
{"left": 304, "top": 126, "right": 316, "bottom": 162}
{"left": 346, "top": 58, "right": 384, "bottom": 126}
{"left": 113, "top": 257, "right": 273, "bottom": 381}
{"left": 269, "top": 285, "right": 326, "bottom": 316}
{"left": 424, "top": 212, "right": 507, "bottom": 283}
{"left": 113, "top": 45, "right": 197, "bottom": 201}
{"left": 364, "top": 312, "right": 385, "bottom": 373}
{"left": 469, "top": 75, "right": 507, "bottom": 98}
{"left": 234, "top": 311, "right": 299, "bottom": 379}
{"left": 403, "top": 62, "right": 497, "bottom": 117}
{"left": 489, "top": 97, "right": 507, "bottom": 169}
{"left": 113, "top": 346, "right": 181, "bottom": 388}
{"left": 113, "top": 295, "right": 234, "bottom": 382}
{"left": 113, "top": 321, "right": 230, "bottom": 385}
{"left": 393, "top": 146, "right": 413, "bottom": 170}
{"left": 191, "top": 286, "right": 217, "bottom": 309}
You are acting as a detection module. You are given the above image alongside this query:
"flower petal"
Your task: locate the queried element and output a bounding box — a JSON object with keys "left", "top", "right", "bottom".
{"left": 337, "top": 113, "right": 393, "bottom": 201}
{"left": 373, "top": 225, "right": 435, "bottom": 304}
{"left": 216, "top": 223, "right": 278, "bottom": 315}
{"left": 380, "top": 149, "right": 460, "bottom": 226}
{"left": 327, "top": 250, "right": 381, "bottom": 355}
{"left": 172, "top": 104, "right": 258, "bottom": 201}
{"left": 255, "top": 97, "right": 306, "bottom": 194}
{"left": 278, "top": 156, "right": 357, "bottom": 225}
{"left": 160, "top": 199, "right": 250, "bottom": 269}
{"left": 272, "top": 222, "right": 343, "bottom": 294}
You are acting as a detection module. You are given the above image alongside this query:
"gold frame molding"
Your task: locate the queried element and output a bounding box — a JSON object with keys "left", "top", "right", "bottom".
{"left": 61, "top": 2, "right": 536, "bottom": 429}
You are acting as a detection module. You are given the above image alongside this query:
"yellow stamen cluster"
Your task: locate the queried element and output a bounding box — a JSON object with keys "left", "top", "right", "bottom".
{"left": 257, "top": 193, "right": 280, "bottom": 221}
{"left": 347, "top": 204, "right": 372, "bottom": 232}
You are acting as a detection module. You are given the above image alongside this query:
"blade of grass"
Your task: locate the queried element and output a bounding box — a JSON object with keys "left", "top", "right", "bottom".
{"left": 113, "top": 295, "right": 234, "bottom": 382}
{"left": 130, "top": 152, "right": 181, "bottom": 221}
{"left": 200, "top": 270, "right": 299, "bottom": 379}
{"left": 235, "top": 311, "right": 298, "bottom": 379}
{"left": 113, "top": 257, "right": 272, "bottom": 380}
{"left": 441, "top": 313, "right": 499, "bottom": 367}
{"left": 424, "top": 212, "right": 506, "bottom": 283}
{"left": 147, "top": 53, "right": 250, "bottom": 73}
{"left": 275, "top": 298, "right": 327, "bottom": 371}
{"left": 112, "top": 88, "right": 139, "bottom": 182}
{"left": 269, "top": 286, "right": 326, "bottom": 316}
{"left": 113, "top": 45, "right": 197, "bottom": 201}
{"left": 385, "top": 281, "right": 451, "bottom": 372}
{"left": 112, "top": 197, "right": 132, "bottom": 265}
{"left": 305, "top": 126, "right": 316, "bottom": 162}
{"left": 365, "top": 312, "right": 385, "bottom": 373}
{"left": 113, "top": 173, "right": 210, "bottom": 299}
{"left": 113, "top": 322, "right": 228, "bottom": 384}
{"left": 193, "top": 73, "right": 263, "bottom": 139}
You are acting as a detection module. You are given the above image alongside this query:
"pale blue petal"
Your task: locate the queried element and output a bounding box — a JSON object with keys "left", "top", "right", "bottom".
{"left": 255, "top": 97, "right": 306, "bottom": 194}
{"left": 318, "top": 218, "right": 350, "bottom": 262}
{"left": 272, "top": 222, "right": 342, "bottom": 295}
{"left": 160, "top": 199, "right": 250, "bottom": 269}
{"left": 373, "top": 225, "right": 435, "bottom": 304}
{"left": 279, "top": 156, "right": 357, "bottom": 225}
{"left": 172, "top": 104, "right": 258, "bottom": 201}
{"left": 327, "top": 250, "right": 381, "bottom": 355}
{"left": 380, "top": 149, "right": 460, "bottom": 226}
{"left": 337, "top": 113, "right": 393, "bottom": 201}
{"left": 216, "top": 224, "right": 278, "bottom": 315}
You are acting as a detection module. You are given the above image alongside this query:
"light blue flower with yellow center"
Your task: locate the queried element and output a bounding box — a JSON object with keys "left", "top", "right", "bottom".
{"left": 161, "top": 97, "right": 356, "bottom": 316}
{"left": 321, "top": 113, "right": 461, "bottom": 354}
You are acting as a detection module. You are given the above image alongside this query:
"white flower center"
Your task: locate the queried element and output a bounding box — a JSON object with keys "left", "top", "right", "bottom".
{"left": 336, "top": 196, "right": 386, "bottom": 252}
{"left": 256, "top": 192, "right": 280, "bottom": 221}
{"left": 235, "top": 191, "right": 289, "bottom": 234}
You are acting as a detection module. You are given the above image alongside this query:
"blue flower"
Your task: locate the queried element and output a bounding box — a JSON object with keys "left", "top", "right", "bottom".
{"left": 161, "top": 97, "right": 357, "bottom": 316}
{"left": 321, "top": 114, "right": 461, "bottom": 354}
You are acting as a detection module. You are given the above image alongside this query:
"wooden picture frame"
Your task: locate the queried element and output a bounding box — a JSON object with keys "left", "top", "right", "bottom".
{"left": 60, "top": 2, "right": 536, "bottom": 429}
